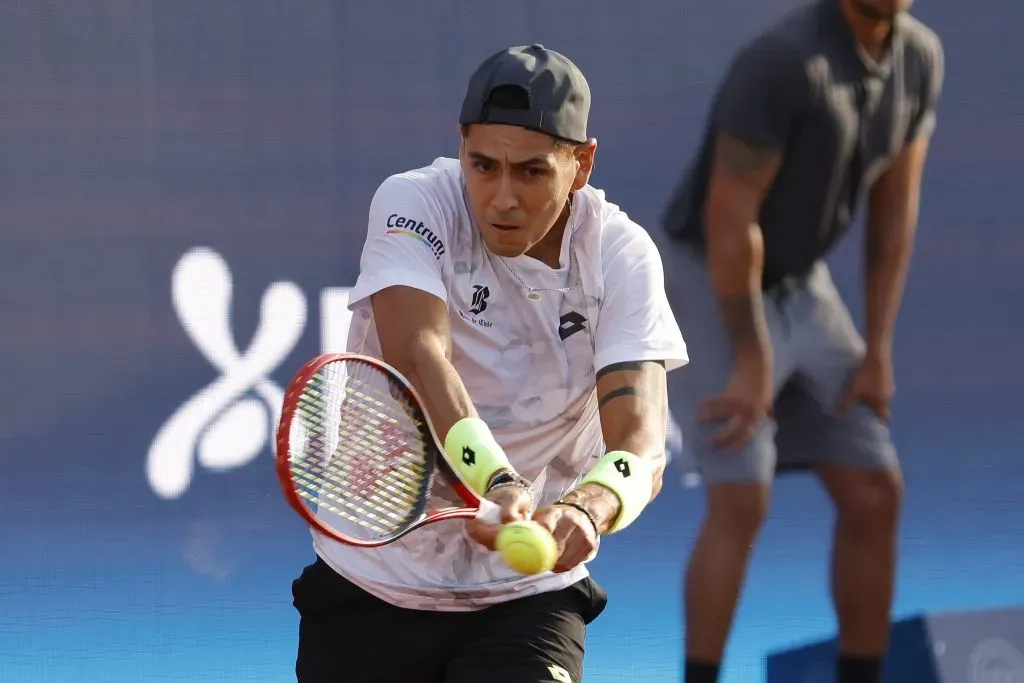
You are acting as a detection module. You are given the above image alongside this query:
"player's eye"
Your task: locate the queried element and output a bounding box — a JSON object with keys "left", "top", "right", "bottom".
{"left": 524, "top": 166, "right": 548, "bottom": 179}
{"left": 472, "top": 160, "right": 495, "bottom": 173}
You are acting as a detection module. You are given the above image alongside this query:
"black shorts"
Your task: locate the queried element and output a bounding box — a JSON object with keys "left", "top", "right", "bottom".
{"left": 291, "top": 556, "right": 608, "bottom": 683}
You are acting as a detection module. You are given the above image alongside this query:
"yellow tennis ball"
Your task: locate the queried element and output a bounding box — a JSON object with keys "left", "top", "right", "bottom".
{"left": 495, "top": 521, "right": 558, "bottom": 575}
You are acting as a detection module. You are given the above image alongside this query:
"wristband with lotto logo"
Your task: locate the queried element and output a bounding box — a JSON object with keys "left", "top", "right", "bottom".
{"left": 443, "top": 417, "right": 512, "bottom": 495}
{"left": 580, "top": 450, "right": 653, "bottom": 533}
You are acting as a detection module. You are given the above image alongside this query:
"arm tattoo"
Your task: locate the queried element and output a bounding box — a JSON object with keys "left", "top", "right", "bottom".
{"left": 597, "top": 386, "right": 650, "bottom": 409}
{"left": 716, "top": 134, "right": 778, "bottom": 177}
{"left": 595, "top": 360, "right": 665, "bottom": 381}
{"left": 718, "top": 292, "right": 764, "bottom": 352}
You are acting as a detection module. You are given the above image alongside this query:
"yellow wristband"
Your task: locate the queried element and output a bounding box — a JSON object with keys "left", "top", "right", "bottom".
{"left": 580, "top": 450, "right": 653, "bottom": 533}
{"left": 443, "top": 417, "right": 511, "bottom": 495}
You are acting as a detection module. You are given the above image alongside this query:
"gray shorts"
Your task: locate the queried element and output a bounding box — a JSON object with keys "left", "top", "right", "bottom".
{"left": 657, "top": 236, "right": 899, "bottom": 484}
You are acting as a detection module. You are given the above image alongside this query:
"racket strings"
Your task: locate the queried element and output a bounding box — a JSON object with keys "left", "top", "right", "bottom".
{"left": 287, "top": 360, "right": 435, "bottom": 541}
{"left": 292, "top": 382, "right": 424, "bottom": 532}
{"left": 295, "top": 389, "right": 423, "bottom": 518}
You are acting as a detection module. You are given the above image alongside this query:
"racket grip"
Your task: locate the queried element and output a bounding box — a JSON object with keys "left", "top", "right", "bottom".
{"left": 476, "top": 498, "right": 502, "bottom": 525}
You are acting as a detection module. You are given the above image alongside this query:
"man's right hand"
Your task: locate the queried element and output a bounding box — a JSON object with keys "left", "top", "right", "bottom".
{"left": 465, "top": 485, "right": 533, "bottom": 551}
{"left": 698, "top": 351, "right": 773, "bottom": 451}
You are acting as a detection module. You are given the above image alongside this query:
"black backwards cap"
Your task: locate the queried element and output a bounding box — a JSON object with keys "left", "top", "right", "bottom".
{"left": 459, "top": 44, "right": 591, "bottom": 144}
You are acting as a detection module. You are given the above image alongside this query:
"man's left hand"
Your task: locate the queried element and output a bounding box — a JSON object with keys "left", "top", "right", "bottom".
{"left": 836, "top": 351, "right": 895, "bottom": 422}
{"left": 531, "top": 503, "right": 600, "bottom": 573}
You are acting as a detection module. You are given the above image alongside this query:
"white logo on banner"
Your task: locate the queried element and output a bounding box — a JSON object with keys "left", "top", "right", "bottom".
{"left": 147, "top": 247, "right": 354, "bottom": 499}
{"left": 146, "top": 248, "right": 302, "bottom": 499}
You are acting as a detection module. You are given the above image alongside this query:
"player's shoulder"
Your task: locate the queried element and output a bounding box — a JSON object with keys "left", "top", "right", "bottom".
{"left": 370, "top": 157, "right": 466, "bottom": 248}
{"left": 374, "top": 157, "right": 465, "bottom": 210}
{"left": 576, "top": 185, "right": 659, "bottom": 269}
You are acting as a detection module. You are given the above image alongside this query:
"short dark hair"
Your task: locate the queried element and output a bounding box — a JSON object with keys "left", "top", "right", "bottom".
{"left": 460, "top": 85, "right": 579, "bottom": 153}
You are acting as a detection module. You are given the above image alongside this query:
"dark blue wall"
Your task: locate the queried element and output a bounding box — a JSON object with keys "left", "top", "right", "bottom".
{"left": 3, "top": 2, "right": 1021, "bottom": 681}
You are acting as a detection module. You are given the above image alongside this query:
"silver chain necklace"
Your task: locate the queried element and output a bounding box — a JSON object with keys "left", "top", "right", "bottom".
{"left": 494, "top": 201, "right": 580, "bottom": 301}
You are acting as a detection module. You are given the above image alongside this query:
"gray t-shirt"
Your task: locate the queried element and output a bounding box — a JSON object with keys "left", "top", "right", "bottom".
{"left": 664, "top": 0, "right": 944, "bottom": 288}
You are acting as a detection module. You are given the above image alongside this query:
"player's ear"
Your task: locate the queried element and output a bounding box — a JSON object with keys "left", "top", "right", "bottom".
{"left": 571, "top": 139, "right": 598, "bottom": 191}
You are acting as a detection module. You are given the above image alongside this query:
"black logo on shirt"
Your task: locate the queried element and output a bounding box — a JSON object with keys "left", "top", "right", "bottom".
{"left": 558, "top": 311, "right": 588, "bottom": 341}
{"left": 469, "top": 285, "right": 490, "bottom": 315}
{"left": 459, "top": 284, "right": 493, "bottom": 328}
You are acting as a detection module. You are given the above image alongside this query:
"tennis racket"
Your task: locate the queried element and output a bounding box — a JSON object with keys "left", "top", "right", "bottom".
{"left": 274, "top": 352, "right": 501, "bottom": 548}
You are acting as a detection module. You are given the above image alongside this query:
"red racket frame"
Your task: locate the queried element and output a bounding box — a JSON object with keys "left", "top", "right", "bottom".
{"left": 274, "top": 352, "right": 498, "bottom": 548}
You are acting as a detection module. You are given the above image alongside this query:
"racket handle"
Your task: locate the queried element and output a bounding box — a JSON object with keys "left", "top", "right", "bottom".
{"left": 476, "top": 498, "right": 502, "bottom": 525}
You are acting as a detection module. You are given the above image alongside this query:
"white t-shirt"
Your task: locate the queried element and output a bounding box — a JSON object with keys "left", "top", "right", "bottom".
{"left": 314, "top": 157, "right": 688, "bottom": 611}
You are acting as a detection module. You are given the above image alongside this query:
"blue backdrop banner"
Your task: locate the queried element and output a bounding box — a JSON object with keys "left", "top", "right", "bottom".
{"left": 3, "top": 2, "right": 1022, "bottom": 681}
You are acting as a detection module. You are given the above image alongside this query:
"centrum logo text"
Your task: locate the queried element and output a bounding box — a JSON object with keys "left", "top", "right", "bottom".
{"left": 385, "top": 213, "right": 445, "bottom": 258}
{"left": 145, "top": 247, "right": 355, "bottom": 500}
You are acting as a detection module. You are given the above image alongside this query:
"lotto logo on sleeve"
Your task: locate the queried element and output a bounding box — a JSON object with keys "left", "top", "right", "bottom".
{"left": 385, "top": 213, "right": 445, "bottom": 259}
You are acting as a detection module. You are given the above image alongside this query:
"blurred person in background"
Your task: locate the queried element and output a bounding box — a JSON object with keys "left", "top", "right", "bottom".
{"left": 658, "top": 0, "right": 944, "bottom": 681}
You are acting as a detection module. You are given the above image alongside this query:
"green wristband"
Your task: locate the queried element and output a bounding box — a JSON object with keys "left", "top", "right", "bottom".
{"left": 443, "top": 417, "right": 511, "bottom": 495}
{"left": 579, "top": 450, "right": 653, "bottom": 533}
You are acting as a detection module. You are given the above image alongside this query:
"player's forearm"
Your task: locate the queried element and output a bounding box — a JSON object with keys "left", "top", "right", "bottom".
{"left": 603, "top": 417, "right": 667, "bottom": 501}
{"left": 404, "top": 339, "right": 479, "bottom": 443}
{"left": 705, "top": 208, "right": 772, "bottom": 362}
{"left": 864, "top": 197, "right": 919, "bottom": 357}
{"left": 565, "top": 421, "right": 667, "bottom": 534}
{"left": 567, "top": 361, "right": 668, "bottom": 533}
{"left": 401, "top": 340, "right": 518, "bottom": 494}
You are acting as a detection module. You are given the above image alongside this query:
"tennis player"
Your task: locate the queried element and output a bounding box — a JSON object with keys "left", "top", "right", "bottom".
{"left": 659, "top": 1, "right": 943, "bottom": 682}
{"left": 290, "top": 44, "right": 688, "bottom": 683}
